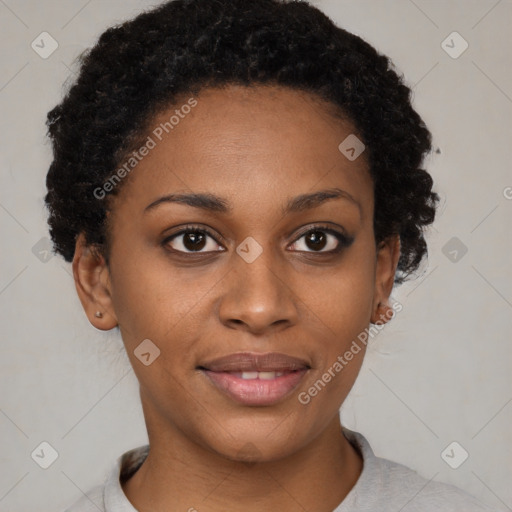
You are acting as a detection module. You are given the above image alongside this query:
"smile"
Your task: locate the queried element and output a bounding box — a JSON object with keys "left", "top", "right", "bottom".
{"left": 198, "top": 352, "right": 310, "bottom": 406}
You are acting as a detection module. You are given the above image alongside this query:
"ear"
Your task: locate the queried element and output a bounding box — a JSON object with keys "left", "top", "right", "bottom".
{"left": 72, "top": 233, "right": 118, "bottom": 330}
{"left": 370, "top": 234, "right": 401, "bottom": 325}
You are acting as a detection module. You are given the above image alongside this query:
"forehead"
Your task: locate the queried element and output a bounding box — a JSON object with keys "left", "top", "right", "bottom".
{"left": 111, "top": 85, "right": 373, "bottom": 219}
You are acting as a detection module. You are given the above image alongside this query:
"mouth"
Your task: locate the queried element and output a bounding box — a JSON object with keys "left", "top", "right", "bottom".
{"left": 197, "top": 352, "right": 310, "bottom": 406}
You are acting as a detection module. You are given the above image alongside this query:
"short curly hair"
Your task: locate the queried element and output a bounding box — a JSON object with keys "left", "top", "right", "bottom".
{"left": 45, "top": 0, "right": 439, "bottom": 284}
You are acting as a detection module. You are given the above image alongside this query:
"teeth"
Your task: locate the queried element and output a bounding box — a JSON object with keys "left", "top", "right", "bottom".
{"left": 240, "top": 371, "right": 285, "bottom": 380}
{"left": 241, "top": 372, "right": 259, "bottom": 380}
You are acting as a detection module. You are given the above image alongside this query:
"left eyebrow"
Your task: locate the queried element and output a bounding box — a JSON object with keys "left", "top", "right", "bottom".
{"left": 143, "top": 187, "right": 361, "bottom": 216}
{"left": 283, "top": 187, "right": 361, "bottom": 217}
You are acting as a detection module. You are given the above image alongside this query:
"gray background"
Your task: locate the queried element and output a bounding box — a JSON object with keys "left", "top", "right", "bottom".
{"left": 0, "top": 0, "right": 511, "bottom": 510}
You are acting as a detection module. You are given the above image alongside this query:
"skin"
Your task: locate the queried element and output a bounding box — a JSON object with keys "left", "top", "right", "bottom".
{"left": 73, "top": 85, "right": 400, "bottom": 512}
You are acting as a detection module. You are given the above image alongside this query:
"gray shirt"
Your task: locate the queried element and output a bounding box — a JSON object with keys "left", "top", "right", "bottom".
{"left": 64, "top": 429, "right": 498, "bottom": 511}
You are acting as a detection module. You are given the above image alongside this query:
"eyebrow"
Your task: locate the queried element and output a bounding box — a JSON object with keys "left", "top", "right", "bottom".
{"left": 144, "top": 187, "right": 361, "bottom": 216}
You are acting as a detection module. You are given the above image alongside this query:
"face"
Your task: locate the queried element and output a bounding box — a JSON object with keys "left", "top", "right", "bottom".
{"left": 75, "top": 85, "right": 398, "bottom": 462}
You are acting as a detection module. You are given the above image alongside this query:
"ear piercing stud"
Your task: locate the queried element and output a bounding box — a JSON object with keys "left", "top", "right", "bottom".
{"left": 94, "top": 311, "right": 103, "bottom": 318}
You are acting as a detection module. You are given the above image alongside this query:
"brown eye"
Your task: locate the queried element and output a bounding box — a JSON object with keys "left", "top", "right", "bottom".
{"left": 164, "top": 228, "right": 224, "bottom": 253}
{"left": 289, "top": 226, "right": 353, "bottom": 253}
{"left": 304, "top": 230, "right": 328, "bottom": 251}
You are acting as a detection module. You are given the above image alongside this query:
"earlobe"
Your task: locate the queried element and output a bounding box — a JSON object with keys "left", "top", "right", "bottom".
{"left": 370, "top": 235, "right": 400, "bottom": 325}
{"left": 72, "top": 233, "right": 118, "bottom": 330}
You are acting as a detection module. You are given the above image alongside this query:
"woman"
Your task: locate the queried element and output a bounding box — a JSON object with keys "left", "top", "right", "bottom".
{"left": 45, "top": 0, "right": 496, "bottom": 510}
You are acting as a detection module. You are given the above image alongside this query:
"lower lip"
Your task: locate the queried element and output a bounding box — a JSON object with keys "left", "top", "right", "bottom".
{"left": 201, "top": 369, "right": 308, "bottom": 406}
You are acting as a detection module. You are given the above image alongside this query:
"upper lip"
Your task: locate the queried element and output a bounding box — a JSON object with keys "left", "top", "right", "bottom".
{"left": 198, "top": 352, "right": 310, "bottom": 372}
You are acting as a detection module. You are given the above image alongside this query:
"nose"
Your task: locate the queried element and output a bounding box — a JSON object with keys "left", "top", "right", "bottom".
{"left": 218, "top": 246, "right": 299, "bottom": 334}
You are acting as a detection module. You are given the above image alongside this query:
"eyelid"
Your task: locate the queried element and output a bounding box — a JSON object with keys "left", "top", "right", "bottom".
{"left": 291, "top": 223, "right": 350, "bottom": 241}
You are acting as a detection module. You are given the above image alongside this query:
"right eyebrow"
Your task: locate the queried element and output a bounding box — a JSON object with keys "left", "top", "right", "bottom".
{"left": 144, "top": 192, "right": 230, "bottom": 214}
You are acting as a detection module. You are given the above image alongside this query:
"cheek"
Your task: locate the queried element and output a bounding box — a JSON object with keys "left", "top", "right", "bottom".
{"left": 108, "top": 244, "right": 205, "bottom": 341}
{"left": 310, "top": 239, "right": 376, "bottom": 337}
{"left": 301, "top": 236, "right": 375, "bottom": 404}
{"left": 298, "top": 263, "right": 373, "bottom": 416}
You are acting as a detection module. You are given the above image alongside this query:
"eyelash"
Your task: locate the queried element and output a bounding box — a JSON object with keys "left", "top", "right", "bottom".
{"left": 161, "top": 224, "right": 354, "bottom": 255}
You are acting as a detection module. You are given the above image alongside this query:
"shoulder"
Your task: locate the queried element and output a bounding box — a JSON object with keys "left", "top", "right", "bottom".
{"left": 373, "top": 454, "right": 495, "bottom": 511}
{"left": 339, "top": 429, "right": 498, "bottom": 512}
{"left": 62, "top": 444, "right": 149, "bottom": 512}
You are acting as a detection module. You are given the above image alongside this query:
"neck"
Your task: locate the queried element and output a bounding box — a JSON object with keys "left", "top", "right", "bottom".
{"left": 122, "top": 415, "right": 362, "bottom": 512}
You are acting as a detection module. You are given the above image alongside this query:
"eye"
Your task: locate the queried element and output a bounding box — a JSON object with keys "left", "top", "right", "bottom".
{"left": 162, "top": 224, "right": 353, "bottom": 255}
{"left": 288, "top": 225, "right": 353, "bottom": 253}
{"left": 163, "top": 226, "right": 224, "bottom": 253}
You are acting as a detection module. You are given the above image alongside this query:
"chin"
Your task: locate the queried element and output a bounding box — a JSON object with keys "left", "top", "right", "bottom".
{"left": 195, "top": 415, "right": 309, "bottom": 464}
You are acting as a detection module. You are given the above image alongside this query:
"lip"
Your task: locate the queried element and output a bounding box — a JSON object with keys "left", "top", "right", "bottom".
{"left": 198, "top": 352, "right": 310, "bottom": 406}
{"left": 199, "top": 352, "right": 310, "bottom": 372}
